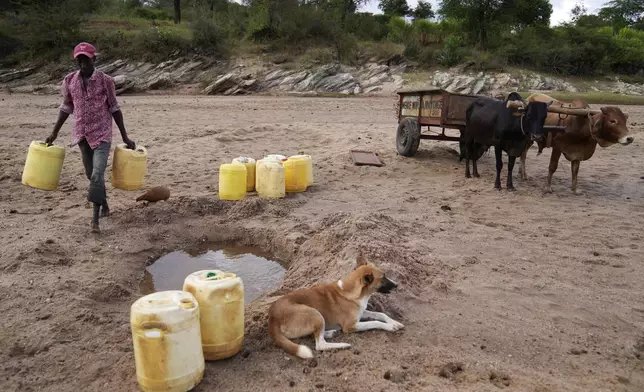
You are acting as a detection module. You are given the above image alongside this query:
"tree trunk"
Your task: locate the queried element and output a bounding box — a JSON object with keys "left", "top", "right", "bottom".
{"left": 174, "top": 0, "right": 181, "bottom": 24}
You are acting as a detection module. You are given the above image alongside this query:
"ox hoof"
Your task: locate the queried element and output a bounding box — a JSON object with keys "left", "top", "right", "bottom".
{"left": 473, "top": 173, "right": 480, "bottom": 178}
{"left": 507, "top": 187, "right": 516, "bottom": 192}
{"left": 544, "top": 188, "right": 553, "bottom": 195}
{"left": 465, "top": 173, "right": 471, "bottom": 179}
{"left": 573, "top": 190, "right": 584, "bottom": 196}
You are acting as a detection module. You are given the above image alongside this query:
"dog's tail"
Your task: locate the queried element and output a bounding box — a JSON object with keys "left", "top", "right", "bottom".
{"left": 268, "top": 318, "right": 314, "bottom": 359}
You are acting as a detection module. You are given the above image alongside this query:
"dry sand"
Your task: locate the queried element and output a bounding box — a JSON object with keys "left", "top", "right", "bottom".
{"left": 1, "top": 93, "right": 644, "bottom": 392}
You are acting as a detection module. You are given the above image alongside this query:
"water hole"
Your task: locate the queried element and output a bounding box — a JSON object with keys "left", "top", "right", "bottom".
{"left": 140, "top": 245, "right": 286, "bottom": 302}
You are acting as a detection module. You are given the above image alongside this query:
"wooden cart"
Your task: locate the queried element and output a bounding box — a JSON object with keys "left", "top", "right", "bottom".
{"left": 394, "top": 88, "right": 583, "bottom": 157}
{"left": 395, "top": 88, "right": 481, "bottom": 157}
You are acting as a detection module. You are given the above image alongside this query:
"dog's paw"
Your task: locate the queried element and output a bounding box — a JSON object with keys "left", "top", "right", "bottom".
{"left": 389, "top": 320, "right": 405, "bottom": 331}
{"left": 324, "top": 330, "right": 338, "bottom": 339}
{"left": 296, "top": 345, "right": 314, "bottom": 359}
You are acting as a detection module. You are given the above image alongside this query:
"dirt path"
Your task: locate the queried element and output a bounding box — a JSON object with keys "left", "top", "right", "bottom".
{"left": 1, "top": 94, "right": 643, "bottom": 392}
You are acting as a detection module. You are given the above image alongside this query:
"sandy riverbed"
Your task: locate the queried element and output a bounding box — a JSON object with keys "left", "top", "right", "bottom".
{"left": 1, "top": 93, "right": 643, "bottom": 392}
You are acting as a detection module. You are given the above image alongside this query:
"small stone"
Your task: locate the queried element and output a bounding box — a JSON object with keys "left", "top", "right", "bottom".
{"left": 570, "top": 348, "right": 588, "bottom": 355}
{"left": 308, "top": 358, "right": 318, "bottom": 368}
{"left": 303, "top": 367, "right": 311, "bottom": 374}
{"left": 489, "top": 371, "right": 511, "bottom": 387}
{"left": 241, "top": 349, "right": 251, "bottom": 358}
{"left": 617, "top": 376, "right": 630, "bottom": 384}
{"left": 352, "top": 349, "right": 361, "bottom": 355}
{"left": 289, "top": 380, "right": 296, "bottom": 387}
{"left": 440, "top": 205, "right": 452, "bottom": 211}
{"left": 315, "top": 382, "right": 324, "bottom": 388}
{"left": 438, "top": 362, "right": 464, "bottom": 379}
{"left": 383, "top": 369, "right": 406, "bottom": 383}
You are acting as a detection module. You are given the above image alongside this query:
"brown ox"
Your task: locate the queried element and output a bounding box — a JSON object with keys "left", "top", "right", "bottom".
{"left": 520, "top": 93, "right": 633, "bottom": 194}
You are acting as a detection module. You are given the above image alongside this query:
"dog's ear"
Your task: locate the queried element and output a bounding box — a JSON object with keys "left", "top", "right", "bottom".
{"left": 362, "top": 273, "right": 374, "bottom": 286}
{"left": 355, "top": 252, "right": 367, "bottom": 269}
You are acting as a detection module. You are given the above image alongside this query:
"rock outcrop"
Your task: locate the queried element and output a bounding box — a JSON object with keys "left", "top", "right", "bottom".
{"left": 1, "top": 56, "right": 643, "bottom": 97}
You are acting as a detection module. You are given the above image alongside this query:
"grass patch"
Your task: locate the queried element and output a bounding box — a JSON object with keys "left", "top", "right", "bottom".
{"left": 519, "top": 91, "right": 644, "bottom": 105}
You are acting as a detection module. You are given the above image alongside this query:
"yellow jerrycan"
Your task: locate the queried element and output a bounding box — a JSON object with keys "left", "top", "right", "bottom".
{"left": 22, "top": 141, "right": 65, "bottom": 191}
{"left": 183, "top": 270, "right": 245, "bottom": 361}
{"left": 130, "top": 290, "right": 204, "bottom": 392}
{"left": 231, "top": 157, "right": 256, "bottom": 192}
{"left": 256, "top": 160, "right": 285, "bottom": 198}
{"left": 112, "top": 143, "right": 148, "bottom": 191}
{"left": 283, "top": 158, "right": 308, "bottom": 192}
{"left": 218, "top": 163, "right": 247, "bottom": 201}
{"left": 288, "top": 155, "right": 313, "bottom": 186}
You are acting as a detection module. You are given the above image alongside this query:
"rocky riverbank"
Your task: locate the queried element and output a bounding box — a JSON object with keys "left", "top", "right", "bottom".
{"left": 1, "top": 55, "right": 643, "bottom": 97}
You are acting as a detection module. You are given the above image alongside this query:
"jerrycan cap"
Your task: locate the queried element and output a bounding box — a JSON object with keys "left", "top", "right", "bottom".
{"left": 233, "top": 156, "right": 255, "bottom": 164}
{"left": 199, "top": 269, "right": 237, "bottom": 281}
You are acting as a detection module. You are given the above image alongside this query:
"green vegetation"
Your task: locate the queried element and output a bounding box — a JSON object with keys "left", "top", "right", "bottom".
{"left": 0, "top": 0, "right": 643, "bottom": 80}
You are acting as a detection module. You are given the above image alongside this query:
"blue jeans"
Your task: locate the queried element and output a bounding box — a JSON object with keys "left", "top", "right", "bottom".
{"left": 78, "top": 139, "right": 110, "bottom": 205}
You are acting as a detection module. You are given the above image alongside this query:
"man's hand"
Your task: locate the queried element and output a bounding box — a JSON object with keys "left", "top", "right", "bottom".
{"left": 45, "top": 133, "right": 57, "bottom": 146}
{"left": 123, "top": 137, "right": 136, "bottom": 150}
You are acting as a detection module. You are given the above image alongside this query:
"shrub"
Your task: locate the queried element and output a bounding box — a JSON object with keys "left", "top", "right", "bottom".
{"left": 345, "top": 13, "right": 390, "bottom": 41}
{"left": 13, "top": 0, "right": 85, "bottom": 62}
{"left": 0, "top": 23, "right": 21, "bottom": 63}
{"left": 467, "top": 50, "right": 505, "bottom": 71}
{"left": 610, "top": 28, "right": 644, "bottom": 74}
{"left": 191, "top": 18, "right": 228, "bottom": 55}
{"left": 360, "top": 41, "right": 404, "bottom": 61}
{"left": 438, "top": 35, "right": 465, "bottom": 67}
{"left": 133, "top": 7, "right": 173, "bottom": 21}
{"left": 387, "top": 17, "right": 412, "bottom": 44}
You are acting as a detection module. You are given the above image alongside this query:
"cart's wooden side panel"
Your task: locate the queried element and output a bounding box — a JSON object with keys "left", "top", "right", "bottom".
{"left": 397, "top": 89, "right": 480, "bottom": 128}
{"left": 400, "top": 94, "right": 420, "bottom": 117}
{"left": 419, "top": 93, "right": 444, "bottom": 126}
{"left": 442, "top": 94, "right": 479, "bottom": 127}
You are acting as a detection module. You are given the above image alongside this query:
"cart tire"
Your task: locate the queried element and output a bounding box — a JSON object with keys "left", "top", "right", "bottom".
{"left": 396, "top": 118, "right": 421, "bottom": 157}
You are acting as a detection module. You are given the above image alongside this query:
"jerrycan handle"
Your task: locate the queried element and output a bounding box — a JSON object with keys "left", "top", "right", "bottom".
{"left": 142, "top": 321, "right": 167, "bottom": 339}
{"left": 173, "top": 293, "right": 197, "bottom": 310}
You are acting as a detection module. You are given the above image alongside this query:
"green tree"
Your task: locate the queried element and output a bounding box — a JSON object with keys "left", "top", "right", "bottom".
{"left": 439, "top": 0, "right": 502, "bottom": 47}
{"left": 379, "top": 0, "right": 410, "bottom": 17}
{"left": 411, "top": 0, "right": 434, "bottom": 20}
{"left": 500, "top": 0, "right": 552, "bottom": 30}
{"left": 440, "top": 0, "right": 551, "bottom": 47}
{"left": 599, "top": 0, "right": 644, "bottom": 30}
{"left": 570, "top": 1, "right": 587, "bottom": 24}
{"left": 174, "top": 0, "right": 181, "bottom": 23}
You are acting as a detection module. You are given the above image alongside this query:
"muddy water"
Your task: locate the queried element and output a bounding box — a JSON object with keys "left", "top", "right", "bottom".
{"left": 140, "top": 246, "right": 286, "bottom": 302}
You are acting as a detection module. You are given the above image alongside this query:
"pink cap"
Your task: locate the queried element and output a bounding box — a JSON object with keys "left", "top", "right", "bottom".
{"left": 73, "top": 42, "right": 96, "bottom": 59}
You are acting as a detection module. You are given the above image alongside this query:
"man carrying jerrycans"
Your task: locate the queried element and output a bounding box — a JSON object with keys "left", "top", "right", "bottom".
{"left": 45, "top": 42, "right": 136, "bottom": 234}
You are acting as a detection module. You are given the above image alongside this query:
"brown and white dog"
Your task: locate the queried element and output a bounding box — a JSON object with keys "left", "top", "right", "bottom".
{"left": 268, "top": 253, "right": 403, "bottom": 359}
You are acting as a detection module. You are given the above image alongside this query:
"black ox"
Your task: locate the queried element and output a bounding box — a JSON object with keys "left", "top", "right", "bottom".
{"left": 460, "top": 92, "right": 551, "bottom": 190}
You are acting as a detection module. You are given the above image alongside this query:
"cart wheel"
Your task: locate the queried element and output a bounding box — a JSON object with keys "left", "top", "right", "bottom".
{"left": 396, "top": 118, "right": 420, "bottom": 157}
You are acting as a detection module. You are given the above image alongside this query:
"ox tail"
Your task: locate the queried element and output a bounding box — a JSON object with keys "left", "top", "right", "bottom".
{"left": 268, "top": 317, "right": 314, "bottom": 359}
